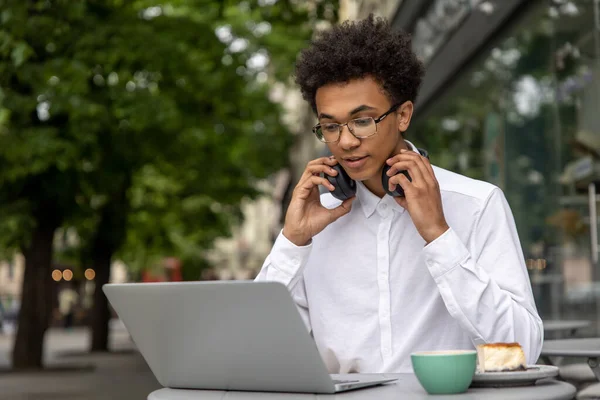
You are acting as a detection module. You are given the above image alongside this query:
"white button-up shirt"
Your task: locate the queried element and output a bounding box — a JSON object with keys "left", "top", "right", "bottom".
{"left": 255, "top": 142, "right": 543, "bottom": 373}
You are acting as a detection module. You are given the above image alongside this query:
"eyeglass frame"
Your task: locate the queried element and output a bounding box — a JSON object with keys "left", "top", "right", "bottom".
{"left": 311, "top": 103, "right": 402, "bottom": 143}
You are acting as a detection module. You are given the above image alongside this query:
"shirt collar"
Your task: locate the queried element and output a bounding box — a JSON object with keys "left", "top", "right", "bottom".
{"left": 356, "top": 140, "right": 419, "bottom": 219}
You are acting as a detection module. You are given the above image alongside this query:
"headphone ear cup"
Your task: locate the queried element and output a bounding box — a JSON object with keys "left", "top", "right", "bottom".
{"left": 326, "top": 164, "right": 356, "bottom": 201}
{"left": 381, "top": 164, "right": 410, "bottom": 197}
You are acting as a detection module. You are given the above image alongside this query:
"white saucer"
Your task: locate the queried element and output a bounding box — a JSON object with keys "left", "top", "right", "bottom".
{"left": 470, "top": 365, "right": 559, "bottom": 388}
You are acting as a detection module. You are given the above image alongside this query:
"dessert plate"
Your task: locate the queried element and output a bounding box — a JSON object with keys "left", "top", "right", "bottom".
{"left": 470, "top": 365, "right": 559, "bottom": 388}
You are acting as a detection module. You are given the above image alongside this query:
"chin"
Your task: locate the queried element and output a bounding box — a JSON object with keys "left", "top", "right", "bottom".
{"left": 348, "top": 169, "right": 377, "bottom": 183}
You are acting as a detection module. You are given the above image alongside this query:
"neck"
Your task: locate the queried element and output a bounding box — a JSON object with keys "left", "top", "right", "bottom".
{"left": 363, "top": 139, "right": 409, "bottom": 198}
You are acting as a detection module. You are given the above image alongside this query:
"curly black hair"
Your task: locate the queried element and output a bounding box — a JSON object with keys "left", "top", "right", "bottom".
{"left": 295, "top": 14, "right": 425, "bottom": 113}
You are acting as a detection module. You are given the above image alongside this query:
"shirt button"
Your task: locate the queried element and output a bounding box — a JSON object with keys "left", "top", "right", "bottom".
{"left": 381, "top": 204, "right": 388, "bottom": 209}
{"left": 292, "top": 258, "right": 300, "bottom": 267}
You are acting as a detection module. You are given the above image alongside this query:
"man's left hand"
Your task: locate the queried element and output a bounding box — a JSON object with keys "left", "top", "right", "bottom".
{"left": 385, "top": 149, "right": 449, "bottom": 244}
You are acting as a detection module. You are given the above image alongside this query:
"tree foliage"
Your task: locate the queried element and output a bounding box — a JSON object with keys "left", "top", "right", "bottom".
{"left": 0, "top": 0, "right": 338, "bottom": 367}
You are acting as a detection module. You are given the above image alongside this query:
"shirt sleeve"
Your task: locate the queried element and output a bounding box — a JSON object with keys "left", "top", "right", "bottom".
{"left": 254, "top": 230, "right": 313, "bottom": 332}
{"left": 422, "top": 187, "right": 544, "bottom": 364}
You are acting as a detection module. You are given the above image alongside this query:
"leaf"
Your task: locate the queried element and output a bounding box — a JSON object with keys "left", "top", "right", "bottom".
{"left": 0, "top": 0, "right": 338, "bottom": 273}
{"left": 10, "top": 41, "right": 33, "bottom": 67}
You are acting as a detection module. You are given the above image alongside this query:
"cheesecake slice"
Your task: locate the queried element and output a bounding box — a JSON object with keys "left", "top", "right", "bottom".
{"left": 476, "top": 343, "right": 527, "bottom": 373}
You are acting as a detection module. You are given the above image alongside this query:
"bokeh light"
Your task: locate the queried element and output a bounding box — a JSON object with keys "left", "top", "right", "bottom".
{"left": 51, "top": 269, "right": 62, "bottom": 282}
{"left": 84, "top": 268, "right": 96, "bottom": 280}
{"left": 62, "top": 269, "right": 73, "bottom": 281}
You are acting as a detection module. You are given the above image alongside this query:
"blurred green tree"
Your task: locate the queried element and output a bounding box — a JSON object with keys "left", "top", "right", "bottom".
{"left": 0, "top": 0, "right": 337, "bottom": 368}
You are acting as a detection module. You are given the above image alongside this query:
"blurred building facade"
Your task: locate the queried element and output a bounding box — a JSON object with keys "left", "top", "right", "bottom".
{"left": 206, "top": 173, "right": 291, "bottom": 280}
{"left": 206, "top": 47, "right": 329, "bottom": 281}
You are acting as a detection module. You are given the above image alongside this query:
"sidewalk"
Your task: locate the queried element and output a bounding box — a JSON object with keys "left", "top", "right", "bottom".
{"left": 0, "top": 320, "right": 161, "bottom": 399}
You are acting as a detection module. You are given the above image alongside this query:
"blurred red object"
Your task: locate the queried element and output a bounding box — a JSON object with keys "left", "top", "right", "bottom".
{"left": 141, "top": 258, "right": 182, "bottom": 282}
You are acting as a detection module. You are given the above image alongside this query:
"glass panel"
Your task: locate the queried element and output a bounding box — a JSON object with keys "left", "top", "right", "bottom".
{"left": 412, "top": 0, "right": 478, "bottom": 64}
{"left": 413, "top": 0, "right": 600, "bottom": 333}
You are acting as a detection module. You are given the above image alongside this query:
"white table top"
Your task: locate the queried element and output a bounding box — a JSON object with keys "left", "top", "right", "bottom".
{"left": 542, "top": 338, "right": 600, "bottom": 358}
{"left": 147, "top": 374, "right": 575, "bottom": 400}
{"left": 543, "top": 320, "right": 591, "bottom": 332}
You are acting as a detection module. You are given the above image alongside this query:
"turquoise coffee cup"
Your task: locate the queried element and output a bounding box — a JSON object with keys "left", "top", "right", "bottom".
{"left": 411, "top": 350, "right": 477, "bottom": 394}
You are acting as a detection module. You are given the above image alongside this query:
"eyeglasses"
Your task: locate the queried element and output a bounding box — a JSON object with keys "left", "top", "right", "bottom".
{"left": 312, "top": 104, "right": 401, "bottom": 143}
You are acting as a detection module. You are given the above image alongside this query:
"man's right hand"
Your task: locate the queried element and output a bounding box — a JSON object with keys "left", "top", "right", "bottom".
{"left": 282, "top": 156, "right": 356, "bottom": 246}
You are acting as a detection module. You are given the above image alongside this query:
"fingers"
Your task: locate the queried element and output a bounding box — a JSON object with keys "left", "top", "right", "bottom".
{"left": 292, "top": 157, "right": 342, "bottom": 201}
{"left": 305, "top": 163, "right": 339, "bottom": 178}
{"left": 422, "top": 154, "right": 435, "bottom": 177}
{"left": 328, "top": 197, "right": 355, "bottom": 221}
{"left": 301, "top": 156, "right": 339, "bottom": 179}
{"left": 307, "top": 155, "right": 338, "bottom": 167}
{"left": 395, "top": 173, "right": 414, "bottom": 196}
{"left": 294, "top": 175, "right": 335, "bottom": 200}
{"left": 386, "top": 161, "right": 426, "bottom": 194}
{"left": 386, "top": 150, "right": 436, "bottom": 191}
{"left": 395, "top": 195, "right": 408, "bottom": 210}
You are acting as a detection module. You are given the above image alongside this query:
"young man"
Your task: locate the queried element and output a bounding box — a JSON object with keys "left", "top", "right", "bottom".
{"left": 255, "top": 15, "right": 543, "bottom": 373}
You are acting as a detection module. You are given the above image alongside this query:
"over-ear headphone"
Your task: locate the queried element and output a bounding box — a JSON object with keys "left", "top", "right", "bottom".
{"left": 325, "top": 148, "right": 429, "bottom": 201}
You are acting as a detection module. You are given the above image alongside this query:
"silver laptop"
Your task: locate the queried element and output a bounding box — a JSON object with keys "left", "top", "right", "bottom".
{"left": 103, "top": 280, "right": 397, "bottom": 393}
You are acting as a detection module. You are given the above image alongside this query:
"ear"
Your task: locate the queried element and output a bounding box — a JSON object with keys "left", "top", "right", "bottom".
{"left": 396, "top": 101, "right": 414, "bottom": 133}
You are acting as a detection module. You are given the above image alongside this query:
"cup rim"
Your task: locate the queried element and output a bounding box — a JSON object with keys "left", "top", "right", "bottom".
{"left": 411, "top": 350, "right": 477, "bottom": 356}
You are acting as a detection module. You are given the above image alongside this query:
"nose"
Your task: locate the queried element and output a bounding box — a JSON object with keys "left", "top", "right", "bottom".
{"left": 338, "top": 124, "right": 360, "bottom": 151}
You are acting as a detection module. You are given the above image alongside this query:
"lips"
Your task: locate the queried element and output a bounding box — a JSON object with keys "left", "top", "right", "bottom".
{"left": 344, "top": 156, "right": 366, "bottom": 161}
{"left": 342, "top": 155, "right": 368, "bottom": 170}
